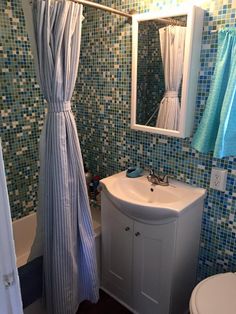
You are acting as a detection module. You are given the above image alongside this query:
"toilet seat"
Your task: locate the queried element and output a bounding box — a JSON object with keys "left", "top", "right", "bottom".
{"left": 190, "top": 272, "right": 236, "bottom": 314}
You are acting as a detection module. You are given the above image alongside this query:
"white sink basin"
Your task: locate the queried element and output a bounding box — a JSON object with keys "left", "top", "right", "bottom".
{"left": 100, "top": 171, "right": 206, "bottom": 222}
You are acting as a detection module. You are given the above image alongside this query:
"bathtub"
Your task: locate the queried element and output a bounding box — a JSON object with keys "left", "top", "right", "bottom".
{"left": 12, "top": 207, "right": 101, "bottom": 313}
{"left": 13, "top": 213, "right": 37, "bottom": 268}
{"left": 13, "top": 208, "right": 101, "bottom": 268}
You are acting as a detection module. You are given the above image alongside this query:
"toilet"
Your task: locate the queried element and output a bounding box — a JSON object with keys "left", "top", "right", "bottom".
{"left": 190, "top": 272, "right": 236, "bottom": 314}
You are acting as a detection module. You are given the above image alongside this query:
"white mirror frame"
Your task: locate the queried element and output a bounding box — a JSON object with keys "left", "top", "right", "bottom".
{"left": 131, "top": 5, "right": 204, "bottom": 138}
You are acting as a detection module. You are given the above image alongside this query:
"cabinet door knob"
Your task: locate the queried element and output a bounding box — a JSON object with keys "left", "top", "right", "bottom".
{"left": 125, "top": 227, "right": 130, "bottom": 231}
{"left": 135, "top": 232, "right": 140, "bottom": 237}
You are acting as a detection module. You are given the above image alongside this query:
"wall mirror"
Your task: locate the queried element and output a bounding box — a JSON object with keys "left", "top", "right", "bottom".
{"left": 131, "top": 6, "right": 204, "bottom": 138}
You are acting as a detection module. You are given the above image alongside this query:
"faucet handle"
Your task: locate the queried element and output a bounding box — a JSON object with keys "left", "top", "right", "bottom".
{"left": 161, "top": 174, "right": 174, "bottom": 183}
{"left": 149, "top": 168, "right": 155, "bottom": 175}
{"left": 162, "top": 175, "right": 169, "bottom": 183}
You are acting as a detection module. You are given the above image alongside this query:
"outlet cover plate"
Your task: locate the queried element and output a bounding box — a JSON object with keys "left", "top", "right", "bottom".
{"left": 210, "top": 168, "right": 227, "bottom": 192}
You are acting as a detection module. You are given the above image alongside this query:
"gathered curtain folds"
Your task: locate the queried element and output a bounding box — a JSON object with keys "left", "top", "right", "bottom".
{"left": 192, "top": 29, "right": 236, "bottom": 158}
{"left": 156, "top": 25, "right": 186, "bottom": 130}
{"left": 32, "top": 1, "right": 99, "bottom": 313}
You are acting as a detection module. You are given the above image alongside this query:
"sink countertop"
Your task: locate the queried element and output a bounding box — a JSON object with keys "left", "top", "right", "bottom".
{"left": 100, "top": 171, "right": 206, "bottom": 222}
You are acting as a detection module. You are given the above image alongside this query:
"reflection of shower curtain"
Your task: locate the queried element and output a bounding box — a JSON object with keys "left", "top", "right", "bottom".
{"left": 32, "top": 1, "right": 99, "bottom": 313}
{"left": 0, "top": 141, "right": 23, "bottom": 314}
{"left": 156, "top": 26, "right": 186, "bottom": 130}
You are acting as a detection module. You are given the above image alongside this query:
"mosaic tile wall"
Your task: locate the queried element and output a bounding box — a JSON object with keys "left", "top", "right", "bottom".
{"left": 0, "top": 0, "right": 45, "bottom": 219}
{"left": 76, "top": 0, "right": 236, "bottom": 282}
{"left": 0, "top": 0, "right": 236, "bottom": 283}
{"left": 136, "top": 21, "right": 164, "bottom": 126}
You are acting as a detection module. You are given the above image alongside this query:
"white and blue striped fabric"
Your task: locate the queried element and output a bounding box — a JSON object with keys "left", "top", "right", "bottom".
{"left": 0, "top": 140, "right": 23, "bottom": 314}
{"left": 32, "top": 1, "right": 99, "bottom": 313}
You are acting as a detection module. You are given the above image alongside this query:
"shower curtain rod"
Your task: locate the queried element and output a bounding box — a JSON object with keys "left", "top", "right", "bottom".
{"left": 30, "top": 0, "right": 186, "bottom": 25}
{"left": 146, "top": 17, "right": 186, "bottom": 26}
{"left": 72, "top": 0, "right": 186, "bottom": 26}
{"left": 71, "top": 0, "right": 133, "bottom": 19}
{"left": 157, "top": 17, "right": 186, "bottom": 26}
{"left": 29, "top": 0, "right": 132, "bottom": 19}
{"left": 71, "top": 0, "right": 186, "bottom": 26}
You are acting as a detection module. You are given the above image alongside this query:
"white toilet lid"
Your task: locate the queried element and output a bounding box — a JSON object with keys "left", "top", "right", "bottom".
{"left": 190, "top": 273, "right": 236, "bottom": 314}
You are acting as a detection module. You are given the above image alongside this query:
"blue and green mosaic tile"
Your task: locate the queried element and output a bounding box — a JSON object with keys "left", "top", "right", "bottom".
{"left": 1, "top": 0, "right": 236, "bottom": 282}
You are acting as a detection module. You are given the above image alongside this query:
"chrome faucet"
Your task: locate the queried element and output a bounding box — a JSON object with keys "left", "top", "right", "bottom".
{"left": 147, "top": 169, "right": 170, "bottom": 186}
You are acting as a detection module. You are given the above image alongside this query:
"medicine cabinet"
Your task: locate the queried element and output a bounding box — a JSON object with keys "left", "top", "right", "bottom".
{"left": 131, "top": 6, "right": 204, "bottom": 138}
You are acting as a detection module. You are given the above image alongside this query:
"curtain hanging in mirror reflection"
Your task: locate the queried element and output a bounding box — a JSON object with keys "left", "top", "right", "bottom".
{"left": 192, "top": 29, "right": 236, "bottom": 158}
{"left": 32, "top": 1, "right": 99, "bottom": 313}
{"left": 156, "top": 26, "right": 186, "bottom": 130}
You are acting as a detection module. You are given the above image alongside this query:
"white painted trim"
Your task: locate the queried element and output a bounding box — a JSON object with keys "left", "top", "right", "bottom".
{"left": 131, "top": 6, "right": 204, "bottom": 138}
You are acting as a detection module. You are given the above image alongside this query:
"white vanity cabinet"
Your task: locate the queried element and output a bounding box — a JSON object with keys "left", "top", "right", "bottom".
{"left": 132, "top": 220, "right": 176, "bottom": 314}
{"left": 101, "top": 194, "right": 133, "bottom": 307}
{"left": 102, "top": 194, "right": 176, "bottom": 313}
{"left": 101, "top": 190, "right": 204, "bottom": 314}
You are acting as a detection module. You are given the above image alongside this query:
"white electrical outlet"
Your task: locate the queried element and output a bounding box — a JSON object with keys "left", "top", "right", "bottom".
{"left": 210, "top": 168, "right": 227, "bottom": 192}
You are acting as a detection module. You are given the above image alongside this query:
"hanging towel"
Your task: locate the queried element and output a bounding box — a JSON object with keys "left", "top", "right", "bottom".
{"left": 0, "top": 140, "right": 23, "bottom": 314}
{"left": 192, "top": 29, "right": 236, "bottom": 158}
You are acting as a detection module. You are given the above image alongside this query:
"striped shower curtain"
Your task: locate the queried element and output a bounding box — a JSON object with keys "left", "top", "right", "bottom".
{"left": 156, "top": 25, "right": 186, "bottom": 130}
{"left": 32, "top": 1, "right": 99, "bottom": 313}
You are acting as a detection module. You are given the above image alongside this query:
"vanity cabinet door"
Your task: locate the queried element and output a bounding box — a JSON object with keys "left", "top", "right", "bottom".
{"left": 133, "top": 221, "right": 176, "bottom": 314}
{"left": 101, "top": 194, "right": 133, "bottom": 307}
